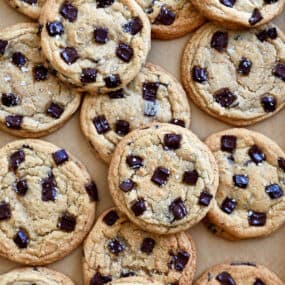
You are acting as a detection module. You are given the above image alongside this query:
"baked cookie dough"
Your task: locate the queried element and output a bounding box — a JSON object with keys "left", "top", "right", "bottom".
{"left": 80, "top": 63, "right": 191, "bottom": 163}
{"left": 181, "top": 23, "right": 285, "bottom": 126}
{"left": 0, "top": 267, "right": 75, "bottom": 285}
{"left": 0, "top": 23, "right": 81, "bottom": 138}
{"left": 0, "top": 139, "right": 97, "bottom": 265}
{"left": 6, "top": 0, "right": 45, "bottom": 19}
{"left": 107, "top": 277, "right": 163, "bottom": 285}
{"left": 191, "top": 0, "right": 285, "bottom": 29}
{"left": 205, "top": 128, "right": 285, "bottom": 239}
{"left": 82, "top": 208, "right": 196, "bottom": 285}
{"left": 40, "top": 0, "right": 151, "bottom": 94}
{"left": 108, "top": 123, "right": 219, "bottom": 234}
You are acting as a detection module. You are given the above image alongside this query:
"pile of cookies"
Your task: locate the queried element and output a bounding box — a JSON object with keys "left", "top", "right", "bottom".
{"left": 0, "top": 0, "right": 285, "bottom": 284}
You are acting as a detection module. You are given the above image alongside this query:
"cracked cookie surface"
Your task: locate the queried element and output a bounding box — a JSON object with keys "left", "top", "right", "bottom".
{"left": 181, "top": 23, "right": 285, "bottom": 126}
{"left": 80, "top": 63, "right": 191, "bottom": 164}
{"left": 0, "top": 139, "right": 97, "bottom": 265}
{"left": 0, "top": 23, "right": 81, "bottom": 138}
{"left": 205, "top": 128, "right": 285, "bottom": 239}
{"left": 6, "top": 0, "right": 45, "bottom": 19}
{"left": 40, "top": 0, "right": 151, "bottom": 94}
{"left": 0, "top": 267, "right": 75, "bottom": 285}
{"left": 135, "top": 0, "right": 205, "bottom": 39}
{"left": 108, "top": 123, "right": 218, "bottom": 234}
{"left": 191, "top": 0, "right": 285, "bottom": 28}
{"left": 194, "top": 263, "right": 284, "bottom": 285}
{"left": 82, "top": 208, "right": 196, "bottom": 285}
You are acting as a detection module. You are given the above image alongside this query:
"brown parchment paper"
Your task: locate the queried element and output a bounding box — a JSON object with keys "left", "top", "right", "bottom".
{"left": 0, "top": 2, "right": 284, "bottom": 284}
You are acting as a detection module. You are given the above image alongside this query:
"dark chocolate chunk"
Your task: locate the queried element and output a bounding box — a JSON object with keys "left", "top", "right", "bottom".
{"left": 14, "top": 229, "right": 29, "bottom": 248}
{"left": 108, "top": 89, "right": 125, "bottom": 99}
{"left": 5, "top": 115, "right": 23, "bottom": 129}
{"left": 1, "top": 93, "right": 19, "bottom": 107}
{"left": 93, "top": 115, "right": 110, "bottom": 134}
{"left": 221, "top": 135, "right": 237, "bottom": 153}
{"left": 119, "top": 179, "right": 135, "bottom": 192}
{"left": 10, "top": 149, "right": 25, "bottom": 172}
{"left": 58, "top": 213, "right": 76, "bottom": 231}
{"left": 199, "top": 191, "right": 213, "bottom": 206}
{"left": 104, "top": 74, "right": 121, "bottom": 88}
{"left": 116, "top": 43, "right": 133, "bottom": 63}
{"left": 22, "top": 0, "right": 37, "bottom": 4}
{"left": 126, "top": 155, "right": 143, "bottom": 169}
{"left": 60, "top": 1, "right": 78, "bottom": 22}
{"left": 169, "top": 198, "right": 187, "bottom": 220}
{"left": 151, "top": 167, "right": 170, "bottom": 186}
{"left": 169, "top": 251, "right": 190, "bottom": 271}
{"left": 183, "top": 170, "right": 199, "bottom": 186}
{"left": 265, "top": 184, "right": 284, "bottom": 199}
{"left": 103, "top": 210, "right": 119, "bottom": 226}
{"left": 90, "top": 272, "right": 112, "bottom": 285}
{"left": 214, "top": 88, "right": 237, "bottom": 108}
{"left": 192, "top": 66, "right": 208, "bottom": 83}
{"left": 238, "top": 58, "right": 252, "bottom": 75}
{"left": 233, "top": 175, "right": 249, "bottom": 188}
{"left": 46, "top": 21, "right": 64, "bottom": 36}
{"left": 60, "top": 47, "right": 79, "bottom": 64}
{"left": 164, "top": 133, "right": 182, "bottom": 150}
{"left": 33, "top": 65, "right": 49, "bottom": 81}
{"left": 221, "top": 197, "right": 237, "bottom": 214}
{"left": 0, "top": 40, "right": 8, "bottom": 55}
{"left": 254, "top": 279, "right": 265, "bottom": 285}
{"left": 115, "top": 120, "right": 129, "bottom": 136}
{"left": 248, "top": 211, "right": 266, "bottom": 226}
{"left": 219, "top": 0, "right": 236, "bottom": 7}
{"left": 211, "top": 31, "right": 228, "bottom": 52}
{"left": 123, "top": 17, "right": 143, "bottom": 35}
{"left": 85, "top": 182, "right": 99, "bottom": 201}
{"left": 94, "top": 27, "right": 109, "bottom": 44}
{"left": 216, "top": 272, "right": 236, "bottom": 285}
{"left": 81, "top": 68, "right": 97, "bottom": 83}
{"left": 267, "top": 27, "right": 278, "bottom": 39}
{"left": 108, "top": 238, "right": 124, "bottom": 255}
{"left": 120, "top": 271, "right": 136, "bottom": 278}
{"left": 12, "top": 52, "right": 26, "bottom": 67}
{"left": 273, "top": 63, "right": 285, "bottom": 81}
{"left": 141, "top": 237, "right": 155, "bottom": 254}
{"left": 0, "top": 202, "right": 11, "bottom": 220}
{"left": 169, "top": 119, "right": 185, "bottom": 127}
{"left": 248, "top": 145, "right": 265, "bottom": 164}
{"left": 96, "top": 0, "right": 114, "bottom": 8}
{"left": 278, "top": 157, "right": 285, "bottom": 171}
{"left": 47, "top": 102, "right": 64, "bottom": 119}
{"left": 155, "top": 6, "right": 176, "bottom": 25}
{"left": 15, "top": 179, "right": 28, "bottom": 196}
{"left": 261, "top": 96, "right": 276, "bottom": 112}
{"left": 131, "top": 198, "right": 146, "bottom": 216}
{"left": 42, "top": 173, "right": 57, "bottom": 202}
{"left": 143, "top": 82, "right": 159, "bottom": 101}
{"left": 52, "top": 149, "right": 69, "bottom": 165}
{"left": 249, "top": 8, "right": 263, "bottom": 25}
{"left": 256, "top": 29, "right": 269, "bottom": 42}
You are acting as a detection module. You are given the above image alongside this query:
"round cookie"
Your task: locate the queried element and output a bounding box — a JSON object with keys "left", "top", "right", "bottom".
{"left": 191, "top": 0, "right": 285, "bottom": 29}
{"left": 80, "top": 63, "right": 191, "bottom": 164}
{"left": 135, "top": 0, "right": 205, "bottom": 39}
{"left": 0, "top": 139, "right": 97, "bottom": 265}
{"left": 82, "top": 208, "right": 196, "bottom": 285}
{"left": 40, "top": 0, "right": 151, "bottom": 94}
{"left": 181, "top": 23, "right": 285, "bottom": 126}
{"left": 0, "top": 267, "right": 75, "bottom": 285}
{"left": 6, "top": 0, "right": 45, "bottom": 19}
{"left": 194, "top": 263, "right": 284, "bottom": 285}
{"left": 107, "top": 277, "right": 163, "bottom": 285}
{"left": 0, "top": 23, "right": 81, "bottom": 138}
{"left": 205, "top": 128, "right": 285, "bottom": 240}
{"left": 108, "top": 123, "right": 219, "bottom": 234}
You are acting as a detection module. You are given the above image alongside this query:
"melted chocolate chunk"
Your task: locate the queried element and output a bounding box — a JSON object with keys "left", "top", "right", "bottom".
{"left": 273, "top": 63, "right": 285, "bottom": 81}
{"left": 1, "top": 93, "right": 19, "bottom": 107}
{"left": 60, "top": 47, "right": 79, "bottom": 64}
{"left": 6, "top": 115, "right": 23, "bottom": 129}
{"left": 249, "top": 8, "right": 263, "bottom": 25}
{"left": 46, "top": 21, "right": 64, "bottom": 36}
{"left": 42, "top": 173, "right": 57, "bottom": 202}
{"left": 221, "top": 135, "right": 237, "bottom": 153}
{"left": 47, "top": 102, "right": 64, "bottom": 119}
{"left": 238, "top": 58, "right": 252, "bottom": 75}
{"left": 10, "top": 149, "right": 25, "bottom": 172}
{"left": 141, "top": 237, "right": 155, "bottom": 254}
{"left": 254, "top": 279, "right": 265, "bottom": 285}
{"left": 155, "top": 6, "right": 176, "bottom": 25}
{"left": 220, "top": 0, "right": 236, "bottom": 7}
{"left": 116, "top": 43, "right": 133, "bottom": 63}
{"left": 115, "top": 120, "right": 129, "bottom": 136}
{"left": 151, "top": 167, "right": 170, "bottom": 186}
{"left": 12, "top": 52, "right": 26, "bottom": 67}
{"left": 14, "top": 229, "right": 29, "bottom": 248}
{"left": 108, "top": 238, "right": 124, "bottom": 255}
{"left": 216, "top": 272, "right": 236, "bottom": 285}
{"left": 96, "top": 0, "right": 114, "bottom": 8}
{"left": 199, "top": 191, "right": 213, "bottom": 206}
{"left": 248, "top": 211, "right": 266, "bottom": 226}
{"left": 214, "top": 88, "right": 237, "bottom": 108}
{"left": 0, "top": 40, "right": 8, "bottom": 55}
{"left": 58, "top": 213, "right": 76, "bottom": 231}
{"left": 278, "top": 157, "right": 285, "bottom": 171}
{"left": 103, "top": 210, "right": 119, "bottom": 226}
{"left": 119, "top": 179, "right": 135, "bottom": 192}
{"left": 15, "top": 179, "right": 28, "bottom": 196}
{"left": 169, "top": 119, "right": 185, "bottom": 127}
{"left": 0, "top": 202, "right": 11, "bottom": 220}
{"left": 143, "top": 82, "right": 159, "bottom": 101}
{"left": 60, "top": 1, "right": 78, "bottom": 22}
{"left": 108, "top": 89, "right": 125, "bottom": 99}
{"left": 52, "top": 149, "right": 69, "bottom": 165}
{"left": 93, "top": 115, "right": 110, "bottom": 134}
{"left": 126, "top": 155, "right": 143, "bottom": 169}
{"left": 131, "top": 198, "right": 146, "bottom": 216}
{"left": 94, "top": 27, "right": 109, "bottom": 44}
{"left": 261, "top": 96, "right": 276, "bottom": 112}
{"left": 33, "top": 65, "right": 48, "bottom": 81}
{"left": 183, "top": 170, "right": 199, "bottom": 185}
{"left": 211, "top": 31, "right": 228, "bottom": 52}
{"left": 248, "top": 145, "right": 265, "bottom": 164}
{"left": 85, "top": 182, "right": 99, "bottom": 201}
{"left": 233, "top": 175, "right": 249, "bottom": 188}
{"left": 192, "top": 66, "right": 208, "bottom": 83}
{"left": 104, "top": 74, "right": 121, "bottom": 88}
{"left": 90, "top": 272, "right": 112, "bottom": 285}
{"left": 81, "top": 68, "right": 97, "bottom": 83}
{"left": 123, "top": 17, "right": 143, "bottom": 35}
{"left": 169, "top": 198, "right": 187, "bottom": 220}
{"left": 265, "top": 184, "right": 284, "bottom": 199}
{"left": 221, "top": 197, "right": 237, "bottom": 214}
{"left": 164, "top": 133, "right": 182, "bottom": 150}
{"left": 169, "top": 251, "right": 190, "bottom": 271}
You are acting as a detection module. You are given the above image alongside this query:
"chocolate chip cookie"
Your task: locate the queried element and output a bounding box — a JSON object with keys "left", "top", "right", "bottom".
{"left": 6, "top": 0, "right": 45, "bottom": 19}
{"left": 191, "top": 0, "right": 285, "bottom": 29}
{"left": 0, "top": 267, "right": 75, "bottom": 284}
{"left": 181, "top": 23, "right": 285, "bottom": 126}
{"left": 107, "top": 277, "right": 163, "bottom": 285}
{"left": 40, "top": 0, "right": 151, "bottom": 94}
{"left": 108, "top": 123, "right": 219, "bottom": 234}
{"left": 0, "top": 139, "right": 97, "bottom": 265}
{"left": 205, "top": 128, "right": 285, "bottom": 239}
{"left": 194, "top": 263, "right": 284, "bottom": 285}
{"left": 135, "top": 0, "right": 205, "bottom": 39}
{"left": 80, "top": 63, "right": 191, "bottom": 163}
{"left": 0, "top": 23, "right": 81, "bottom": 138}
{"left": 82, "top": 208, "right": 196, "bottom": 285}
